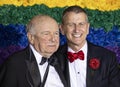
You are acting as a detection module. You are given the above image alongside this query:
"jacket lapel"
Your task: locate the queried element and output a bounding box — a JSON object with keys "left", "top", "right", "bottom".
{"left": 86, "top": 50, "right": 94, "bottom": 87}
{"left": 57, "top": 44, "right": 71, "bottom": 87}
{"left": 54, "top": 64, "right": 68, "bottom": 87}
{"left": 49, "top": 54, "right": 68, "bottom": 87}
{"left": 64, "top": 54, "right": 71, "bottom": 87}
{"left": 25, "top": 47, "right": 41, "bottom": 87}
{"left": 86, "top": 42, "right": 101, "bottom": 87}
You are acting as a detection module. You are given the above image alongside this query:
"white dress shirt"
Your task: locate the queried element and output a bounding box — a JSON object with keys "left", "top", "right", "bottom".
{"left": 68, "top": 42, "right": 88, "bottom": 87}
{"left": 30, "top": 45, "right": 64, "bottom": 87}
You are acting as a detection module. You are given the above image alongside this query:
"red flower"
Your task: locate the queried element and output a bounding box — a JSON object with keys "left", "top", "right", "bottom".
{"left": 89, "top": 58, "right": 100, "bottom": 70}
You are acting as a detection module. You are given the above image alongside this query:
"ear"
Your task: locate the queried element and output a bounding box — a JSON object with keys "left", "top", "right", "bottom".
{"left": 59, "top": 24, "right": 65, "bottom": 35}
{"left": 27, "top": 32, "right": 34, "bottom": 44}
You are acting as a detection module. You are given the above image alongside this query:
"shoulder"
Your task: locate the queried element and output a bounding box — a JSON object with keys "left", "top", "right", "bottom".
{"left": 2, "top": 46, "right": 29, "bottom": 66}
{"left": 87, "top": 41, "right": 118, "bottom": 66}
{"left": 88, "top": 42, "right": 116, "bottom": 56}
{"left": 56, "top": 43, "right": 68, "bottom": 53}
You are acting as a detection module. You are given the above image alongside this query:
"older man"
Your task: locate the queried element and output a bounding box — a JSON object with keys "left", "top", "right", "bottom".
{"left": 0, "top": 14, "right": 67, "bottom": 87}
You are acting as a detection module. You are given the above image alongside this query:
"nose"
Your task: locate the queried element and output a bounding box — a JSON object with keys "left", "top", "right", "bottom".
{"left": 50, "top": 34, "right": 56, "bottom": 42}
{"left": 74, "top": 24, "right": 80, "bottom": 33}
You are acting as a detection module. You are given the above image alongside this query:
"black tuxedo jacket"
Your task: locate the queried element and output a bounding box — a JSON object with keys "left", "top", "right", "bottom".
{"left": 0, "top": 46, "right": 68, "bottom": 87}
{"left": 55, "top": 41, "right": 120, "bottom": 87}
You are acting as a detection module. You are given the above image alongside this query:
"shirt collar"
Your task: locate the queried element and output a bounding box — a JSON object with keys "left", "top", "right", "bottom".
{"left": 30, "top": 44, "right": 42, "bottom": 65}
{"left": 68, "top": 41, "right": 88, "bottom": 56}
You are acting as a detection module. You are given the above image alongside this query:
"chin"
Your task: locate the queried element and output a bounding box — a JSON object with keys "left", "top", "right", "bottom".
{"left": 47, "top": 49, "right": 57, "bottom": 53}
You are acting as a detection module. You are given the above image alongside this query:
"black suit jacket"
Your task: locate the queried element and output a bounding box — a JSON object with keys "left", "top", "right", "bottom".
{"left": 55, "top": 41, "right": 120, "bottom": 87}
{"left": 0, "top": 46, "right": 68, "bottom": 87}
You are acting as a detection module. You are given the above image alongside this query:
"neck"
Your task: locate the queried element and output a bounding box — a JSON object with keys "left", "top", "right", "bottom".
{"left": 41, "top": 53, "right": 53, "bottom": 58}
{"left": 68, "top": 41, "right": 86, "bottom": 52}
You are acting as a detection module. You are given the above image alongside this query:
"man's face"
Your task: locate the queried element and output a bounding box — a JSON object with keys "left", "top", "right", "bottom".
{"left": 61, "top": 12, "right": 89, "bottom": 50}
{"left": 28, "top": 17, "right": 59, "bottom": 57}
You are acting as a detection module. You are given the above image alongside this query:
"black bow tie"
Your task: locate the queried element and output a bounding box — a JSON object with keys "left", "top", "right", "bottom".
{"left": 39, "top": 56, "right": 57, "bottom": 87}
{"left": 39, "top": 56, "right": 57, "bottom": 66}
{"left": 39, "top": 57, "right": 48, "bottom": 65}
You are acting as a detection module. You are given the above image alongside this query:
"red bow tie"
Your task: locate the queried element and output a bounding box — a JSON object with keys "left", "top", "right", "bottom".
{"left": 67, "top": 50, "right": 84, "bottom": 62}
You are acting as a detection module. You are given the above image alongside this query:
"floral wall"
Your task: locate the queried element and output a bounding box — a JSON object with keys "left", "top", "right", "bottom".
{"left": 0, "top": 0, "right": 120, "bottom": 64}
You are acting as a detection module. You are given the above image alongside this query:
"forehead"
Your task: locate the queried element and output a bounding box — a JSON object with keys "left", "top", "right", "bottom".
{"left": 63, "top": 12, "right": 87, "bottom": 22}
{"left": 34, "top": 18, "right": 59, "bottom": 32}
{"left": 35, "top": 21, "right": 59, "bottom": 32}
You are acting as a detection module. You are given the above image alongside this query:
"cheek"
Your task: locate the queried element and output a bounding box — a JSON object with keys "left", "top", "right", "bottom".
{"left": 82, "top": 26, "right": 89, "bottom": 34}
{"left": 56, "top": 39, "right": 60, "bottom": 44}
{"left": 34, "top": 38, "right": 46, "bottom": 47}
{"left": 85, "top": 24, "right": 89, "bottom": 34}
{"left": 37, "top": 41, "right": 47, "bottom": 51}
{"left": 64, "top": 31, "right": 72, "bottom": 40}
{"left": 64, "top": 28, "right": 72, "bottom": 35}
{"left": 62, "top": 26, "right": 70, "bottom": 34}
{"left": 39, "top": 39, "right": 48, "bottom": 46}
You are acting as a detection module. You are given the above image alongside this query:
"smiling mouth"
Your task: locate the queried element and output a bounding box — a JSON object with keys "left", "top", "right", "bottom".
{"left": 73, "top": 34, "right": 82, "bottom": 38}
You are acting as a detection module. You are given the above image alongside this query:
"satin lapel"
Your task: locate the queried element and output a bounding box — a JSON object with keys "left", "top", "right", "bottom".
{"left": 86, "top": 42, "right": 99, "bottom": 87}
{"left": 54, "top": 64, "right": 68, "bottom": 87}
{"left": 25, "top": 47, "right": 41, "bottom": 87}
{"left": 60, "top": 44, "right": 71, "bottom": 87}
{"left": 86, "top": 53, "right": 94, "bottom": 87}
{"left": 64, "top": 54, "right": 71, "bottom": 87}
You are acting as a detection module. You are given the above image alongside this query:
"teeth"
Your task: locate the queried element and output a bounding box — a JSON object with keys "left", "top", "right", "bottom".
{"left": 73, "top": 34, "right": 81, "bottom": 37}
